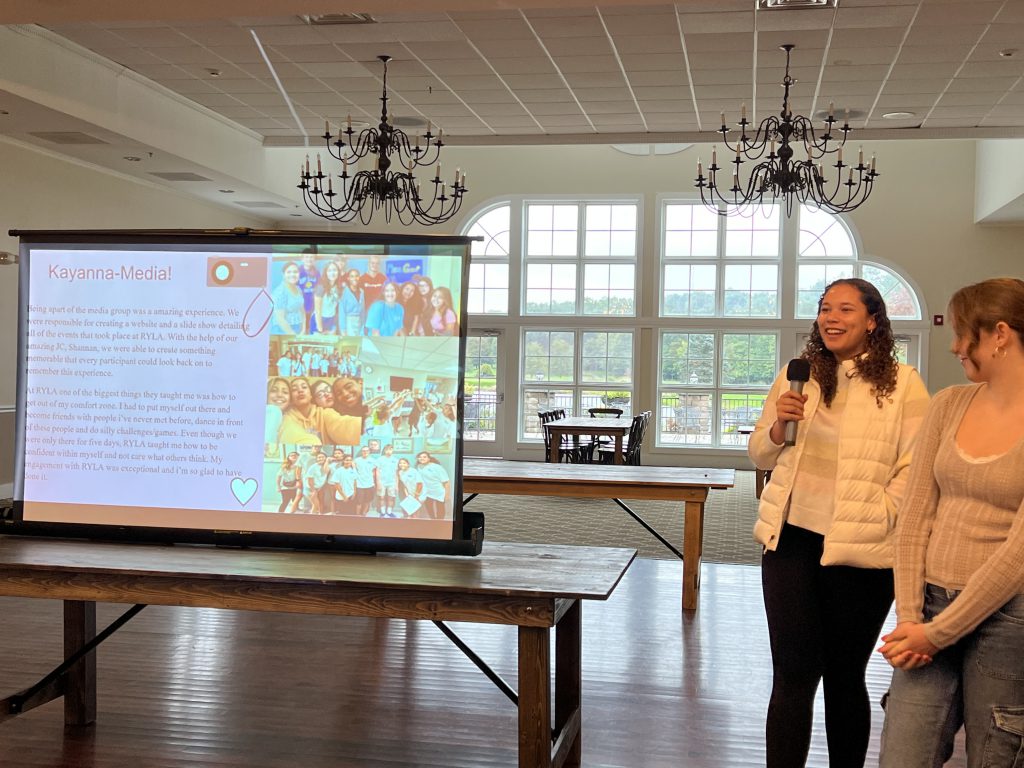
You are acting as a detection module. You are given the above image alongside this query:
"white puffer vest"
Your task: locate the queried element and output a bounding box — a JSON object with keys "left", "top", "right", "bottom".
{"left": 750, "top": 363, "right": 923, "bottom": 568}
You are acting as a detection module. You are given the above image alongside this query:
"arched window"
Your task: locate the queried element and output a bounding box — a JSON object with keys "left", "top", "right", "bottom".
{"left": 459, "top": 197, "right": 926, "bottom": 455}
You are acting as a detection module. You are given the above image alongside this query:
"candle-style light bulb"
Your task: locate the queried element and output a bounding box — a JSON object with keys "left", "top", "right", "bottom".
{"left": 712, "top": 146, "right": 718, "bottom": 166}
{"left": 346, "top": 114, "right": 352, "bottom": 130}
{"left": 305, "top": 155, "right": 310, "bottom": 173}
{"left": 858, "top": 146, "right": 864, "bottom": 166}
{"left": 837, "top": 146, "right": 843, "bottom": 165}
{"left": 435, "top": 163, "right": 441, "bottom": 181}
{"left": 317, "top": 154, "right": 322, "bottom": 173}
{"left": 870, "top": 154, "right": 877, "bottom": 172}
{"left": 828, "top": 101, "right": 834, "bottom": 119}
{"left": 460, "top": 172, "right": 466, "bottom": 188}
{"left": 741, "top": 103, "right": 747, "bottom": 121}
{"left": 698, "top": 159, "right": 704, "bottom": 176}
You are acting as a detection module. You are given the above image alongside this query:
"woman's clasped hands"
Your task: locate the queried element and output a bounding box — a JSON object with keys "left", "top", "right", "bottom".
{"left": 877, "top": 621, "right": 938, "bottom": 669}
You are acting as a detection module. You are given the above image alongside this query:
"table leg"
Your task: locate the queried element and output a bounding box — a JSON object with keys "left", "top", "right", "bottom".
{"left": 554, "top": 601, "right": 582, "bottom": 767}
{"left": 63, "top": 600, "right": 97, "bottom": 726}
{"left": 519, "top": 624, "right": 552, "bottom": 768}
{"left": 613, "top": 434, "right": 623, "bottom": 464}
{"left": 548, "top": 429, "right": 560, "bottom": 464}
{"left": 682, "top": 501, "right": 705, "bottom": 611}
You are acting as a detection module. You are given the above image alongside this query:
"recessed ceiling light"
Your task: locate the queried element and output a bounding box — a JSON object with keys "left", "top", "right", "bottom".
{"left": 0, "top": 110, "right": 9, "bottom": 116}
{"left": 290, "top": 213, "right": 303, "bottom": 217}
{"left": 219, "top": 189, "right": 235, "bottom": 194}
{"left": 206, "top": 69, "right": 222, "bottom": 78}
{"left": 882, "top": 111, "right": 916, "bottom": 119}
{"left": 999, "top": 49, "right": 1018, "bottom": 58}
{"left": 123, "top": 155, "right": 141, "bottom": 161}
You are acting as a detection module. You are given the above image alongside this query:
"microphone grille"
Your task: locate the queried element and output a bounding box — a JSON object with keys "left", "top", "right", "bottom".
{"left": 787, "top": 358, "right": 811, "bottom": 382}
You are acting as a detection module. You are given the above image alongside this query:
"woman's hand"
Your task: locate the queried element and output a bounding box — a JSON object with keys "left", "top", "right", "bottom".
{"left": 878, "top": 622, "right": 937, "bottom": 669}
{"left": 769, "top": 390, "right": 808, "bottom": 445}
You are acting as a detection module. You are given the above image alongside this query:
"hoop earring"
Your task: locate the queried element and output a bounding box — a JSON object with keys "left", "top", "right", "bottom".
{"left": 993, "top": 345, "right": 1007, "bottom": 359}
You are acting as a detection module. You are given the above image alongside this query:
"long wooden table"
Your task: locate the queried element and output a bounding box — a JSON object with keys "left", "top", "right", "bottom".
{"left": 0, "top": 536, "right": 634, "bottom": 768}
{"left": 463, "top": 459, "right": 735, "bottom": 610}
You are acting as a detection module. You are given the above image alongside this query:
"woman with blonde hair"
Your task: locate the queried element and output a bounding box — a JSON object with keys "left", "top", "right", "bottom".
{"left": 749, "top": 277, "right": 930, "bottom": 768}
{"left": 879, "top": 277, "right": 1024, "bottom": 767}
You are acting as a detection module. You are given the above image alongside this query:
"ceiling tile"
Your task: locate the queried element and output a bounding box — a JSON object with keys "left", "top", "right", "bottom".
{"left": 834, "top": 5, "right": 918, "bottom": 28}
{"left": 915, "top": 1, "right": 1004, "bottom": 25}
{"left": 522, "top": 102, "right": 584, "bottom": 116}
{"left": 602, "top": 12, "right": 682, "bottom": 36}
{"left": 627, "top": 70, "right": 690, "bottom": 87}
{"left": 683, "top": 32, "right": 757, "bottom": 54}
{"left": 551, "top": 55, "right": 621, "bottom": 74}
{"left": 612, "top": 35, "right": 682, "bottom": 55}
{"left": 904, "top": 25, "right": 988, "bottom": 47}
{"left": 528, "top": 16, "right": 606, "bottom": 38}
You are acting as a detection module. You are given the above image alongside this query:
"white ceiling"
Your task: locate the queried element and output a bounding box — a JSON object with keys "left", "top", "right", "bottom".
{"left": 1, "top": 0, "right": 1023, "bottom": 220}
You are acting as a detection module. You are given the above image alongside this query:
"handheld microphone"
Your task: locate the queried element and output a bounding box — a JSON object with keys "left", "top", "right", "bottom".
{"left": 784, "top": 358, "right": 811, "bottom": 446}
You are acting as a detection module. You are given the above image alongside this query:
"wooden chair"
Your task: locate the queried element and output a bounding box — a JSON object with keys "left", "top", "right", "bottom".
{"left": 579, "top": 407, "right": 624, "bottom": 461}
{"left": 598, "top": 410, "right": 651, "bottom": 465}
{"left": 539, "top": 409, "right": 579, "bottom": 463}
{"left": 587, "top": 407, "right": 623, "bottom": 418}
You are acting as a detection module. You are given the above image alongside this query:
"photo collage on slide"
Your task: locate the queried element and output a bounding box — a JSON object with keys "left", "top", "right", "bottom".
{"left": 262, "top": 247, "right": 462, "bottom": 522}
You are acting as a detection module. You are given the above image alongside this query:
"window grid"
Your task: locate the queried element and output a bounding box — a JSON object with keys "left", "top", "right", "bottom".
{"left": 657, "top": 330, "right": 778, "bottom": 448}
{"left": 520, "top": 328, "right": 634, "bottom": 440}
{"left": 523, "top": 201, "right": 638, "bottom": 317}
{"left": 662, "top": 201, "right": 782, "bottom": 319}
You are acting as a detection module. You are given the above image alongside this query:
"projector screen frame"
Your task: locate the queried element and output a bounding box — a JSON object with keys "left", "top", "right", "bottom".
{"left": 6, "top": 227, "right": 483, "bottom": 557}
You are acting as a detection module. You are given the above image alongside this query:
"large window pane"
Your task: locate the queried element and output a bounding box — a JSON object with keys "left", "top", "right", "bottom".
{"left": 722, "top": 333, "right": 778, "bottom": 386}
{"left": 660, "top": 333, "right": 715, "bottom": 386}
{"left": 527, "top": 204, "right": 578, "bottom": 256}
{"left": 585, "top": 204, "right": 637, "bottom": 257}
{"left": 664, "top": 204, "right": 719, "bottom": 257}
{"left": 523, "top": 330, "right": 575, "bottom": 382}
{"left": 468, "top": 262, "right": 509, "bottom": 315}
{"left": 525, "top": 263, "right": 577, "bottom": 314}
{"left": 723, "top": 264, "right": 779, "bottom": 317}
{"left": 522, "top": 388, "right": 574, "bottom": 439}
{"left": 467, "top": 205, "right": 511, "bottom": 258}
{"left": 796, "top": 263, "right": 854, "bottom": 317}
{"left": 583, "top": 263, "right": 635, "bottom": 315}
{"left": 861, "top": 263, "right": 921, "bottom": 319}
{"left": 663, "top": 264, "right": 716, "bottom": 316}
{"left": 720, "top": 392, "right": 768, "bottom": 446}
{"left": 724, "top": 205, "right": 781, "bottom": 258}
{"left": 464, "top": 335, "right": 498, "bottom": 441}
{"left": 582, "top": 331, "right": 633, "bottom": 384}
{"left": 658, "top": 391, "right": 713, "bottom": 446}
{"left": 799, "top": 205, "right": 856, "bottom": 258}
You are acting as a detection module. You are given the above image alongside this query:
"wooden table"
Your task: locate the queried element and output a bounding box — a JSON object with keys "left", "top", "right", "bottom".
{"left": 543, "top": 417, "right": 630, "bottom": 464}
{"left": 0, "top": 536, "right": 634, "bottom": 768}
{"left": 463, "top": 459, "right": 734, "bottom": 610}
{"left": 737, "top": 426, "right": 771, "bottom": 498}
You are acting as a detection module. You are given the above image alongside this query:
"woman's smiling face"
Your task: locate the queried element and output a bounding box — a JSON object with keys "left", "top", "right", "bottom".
{"left": 817, "top": 283, "right": 876, "bottom": 362}
{"left": 268, "top": 379, "right": 289, "bottom": 408}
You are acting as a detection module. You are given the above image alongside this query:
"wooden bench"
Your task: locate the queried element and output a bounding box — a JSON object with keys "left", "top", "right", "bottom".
{"left": 0, "top": 536, "right": 634, "bottom": 768}
{"left": 463, "top": 458, "right": 734, "bottom": 610}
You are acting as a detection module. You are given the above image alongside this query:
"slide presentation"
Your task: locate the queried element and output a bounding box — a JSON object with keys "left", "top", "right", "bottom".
{"left": 15, "top": 235, "right": 470, "bottom": 550}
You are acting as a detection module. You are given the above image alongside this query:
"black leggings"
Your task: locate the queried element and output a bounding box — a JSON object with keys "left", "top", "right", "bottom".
{"left": 762, "top": 523, "right": 894, "bottom": 768}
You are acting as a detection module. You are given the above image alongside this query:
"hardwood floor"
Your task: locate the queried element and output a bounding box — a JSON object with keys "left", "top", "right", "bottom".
{"left": 0, "top": 559, "right": 966, "bottom": 768}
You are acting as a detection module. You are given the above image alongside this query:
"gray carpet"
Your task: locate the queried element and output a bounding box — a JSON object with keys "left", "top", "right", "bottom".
{"left": 472, "top": 469, "right": 762, "bottom": 565}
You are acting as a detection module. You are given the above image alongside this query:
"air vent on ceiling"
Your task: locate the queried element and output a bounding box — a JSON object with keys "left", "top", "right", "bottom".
{"left": 392, "top": 116, "right": 427, "bottom": 128}
{"left": 236, "top": 201, "right": 288, "bottom": 209}
{"left": 758, "top": 0, "right": 838, "bottom": 8}
{"left": 148, "top": 172, "right": 213, "bottom": 182}
{"left": 29, "top": 131, "right": 109, "bottom": 145}
{"left": 298, "top": 13, "right": 376, "bottom": 25}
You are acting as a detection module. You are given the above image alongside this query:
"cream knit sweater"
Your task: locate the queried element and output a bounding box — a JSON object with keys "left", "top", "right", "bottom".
{"left": 894, "top": 384, "right": 1024, "bottom": 649}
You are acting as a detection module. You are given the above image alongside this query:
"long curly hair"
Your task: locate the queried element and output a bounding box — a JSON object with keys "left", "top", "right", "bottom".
{"left": 802, "top": 277, "right": 899, "bottom": 407}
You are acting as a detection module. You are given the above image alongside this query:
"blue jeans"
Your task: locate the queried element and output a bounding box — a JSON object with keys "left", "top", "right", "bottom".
{"left": 880, "top": 584, "right": 1024, "bottom": 768}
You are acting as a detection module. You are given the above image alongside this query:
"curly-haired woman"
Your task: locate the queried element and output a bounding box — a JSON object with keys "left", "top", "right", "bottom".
{"left": 748, "top": 278, "right": 931, "bottom": 768}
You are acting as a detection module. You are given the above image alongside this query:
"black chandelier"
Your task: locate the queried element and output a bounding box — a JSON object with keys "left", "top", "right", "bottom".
{"left": 299, "top": 55, "right": 467, "bottom": 226}
{"left": 695, "top": 44, "right": 879, "bottom": 217}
